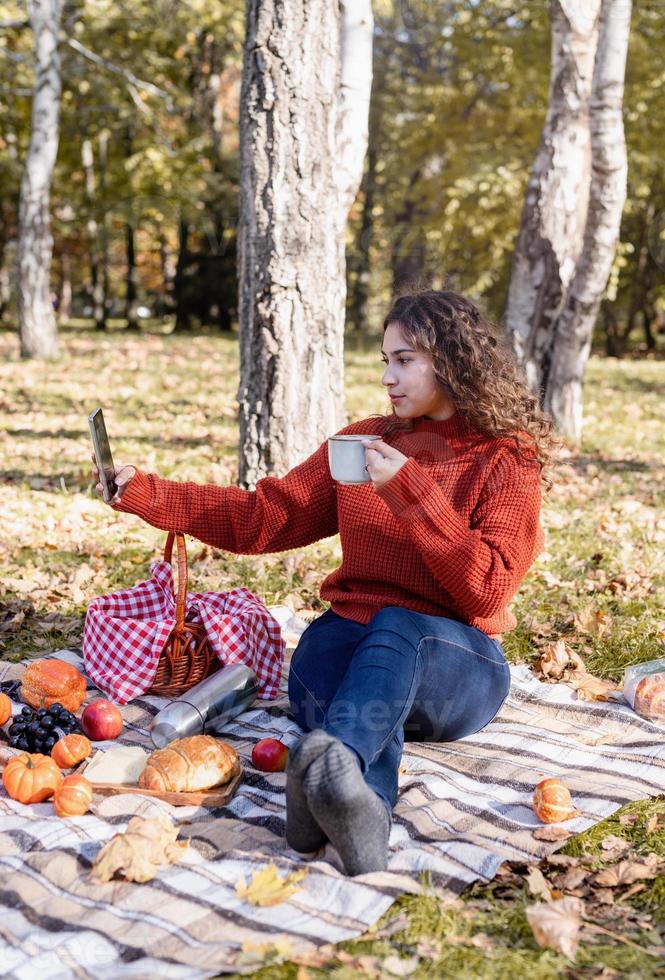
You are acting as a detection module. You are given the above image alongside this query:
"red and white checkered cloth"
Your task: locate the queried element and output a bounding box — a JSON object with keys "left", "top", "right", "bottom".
{"left": 82, "top": 558, "right": 284, "bottom": 705}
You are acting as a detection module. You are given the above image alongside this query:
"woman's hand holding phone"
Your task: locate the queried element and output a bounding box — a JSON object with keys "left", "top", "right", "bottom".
{"left": 91, "top": 456, "right": 137, "bottom": 504}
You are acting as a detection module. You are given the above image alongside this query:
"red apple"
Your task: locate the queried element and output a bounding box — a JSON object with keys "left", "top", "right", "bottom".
{"left": 251, "top": 737, "right": 288, "bottom": 772}
{"left": 81, "top": 699, "right": 123, "bottom": 741}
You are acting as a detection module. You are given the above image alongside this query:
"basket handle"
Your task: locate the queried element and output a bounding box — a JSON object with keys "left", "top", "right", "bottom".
{"left": 164, "top": 531, "right": 188, "bottom": 631}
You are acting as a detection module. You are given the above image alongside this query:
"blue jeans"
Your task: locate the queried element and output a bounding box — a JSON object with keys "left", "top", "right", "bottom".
{"left": 288, "top": 606, "right": 511, "bottom": 812}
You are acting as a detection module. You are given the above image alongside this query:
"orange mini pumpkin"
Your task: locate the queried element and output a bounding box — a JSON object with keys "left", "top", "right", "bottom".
{"left": 20, "top": 659, "right": 87, "bottom": 712}
{"left": 51, "top": 733, "right": 92, "bottom": 769}
{"left": 2, "top": 752, "right": 63, "bottom": 804}
{"left": 0, "top": 692, "right": 12, "bottom": 727}
{"left": 533, "top": 778, "right": 578, "bottom": 823}
{"left": 53, "top": 774, "right": 93, "bottom": 817}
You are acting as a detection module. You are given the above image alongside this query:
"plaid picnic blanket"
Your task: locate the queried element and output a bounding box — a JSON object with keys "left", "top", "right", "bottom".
{"left": 0, "top": 611, "right": 664, "bottom": 978}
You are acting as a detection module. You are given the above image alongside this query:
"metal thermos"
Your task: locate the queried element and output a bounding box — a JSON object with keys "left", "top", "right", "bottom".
{"left": 150, "top": 664, "right": 258, "bottom": 748}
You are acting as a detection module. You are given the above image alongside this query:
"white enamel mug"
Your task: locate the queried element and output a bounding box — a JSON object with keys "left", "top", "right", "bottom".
{"left": 328, "top": 434, "right": 381, "bottom": 484}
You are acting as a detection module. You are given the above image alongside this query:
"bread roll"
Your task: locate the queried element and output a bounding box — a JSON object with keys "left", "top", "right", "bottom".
{"left": 633, "top": 674, "right": 665, "bottom": 722}
{"left": 139, "top": 735, "right": 240, "bottom": 793}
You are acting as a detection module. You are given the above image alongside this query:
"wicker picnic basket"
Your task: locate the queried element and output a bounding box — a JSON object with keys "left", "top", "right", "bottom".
{"left": 148, "top": 530, "right": 220, "bottom": 698}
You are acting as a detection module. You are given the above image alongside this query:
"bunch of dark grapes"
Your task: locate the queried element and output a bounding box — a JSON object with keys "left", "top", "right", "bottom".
{"left": 0, "top": 679, "right": 22, "bottom": 700}
{"left": 8, "top": 703, "right": 81, "bottom": 754}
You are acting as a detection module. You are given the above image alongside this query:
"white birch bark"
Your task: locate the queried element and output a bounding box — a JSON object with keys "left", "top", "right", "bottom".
{"left": 544, "top": 0, "right": 631, "bottom": 441}
{"left": 17, "top": 0, "right": 63, "bottom": 359}
{"left": 237, "top": 0, "right": 372, "bottom": 488}
{"left": 503, "top": 0, "right": 601, "bottom": 391}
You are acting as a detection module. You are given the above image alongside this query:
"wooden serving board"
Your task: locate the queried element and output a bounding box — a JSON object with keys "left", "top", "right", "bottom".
{"left": 77, "top": 763, "right": 243, "bottom": 807}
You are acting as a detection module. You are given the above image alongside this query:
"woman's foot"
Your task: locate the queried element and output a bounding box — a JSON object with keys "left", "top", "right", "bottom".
{"left": 285, "top": 731, "right": 329, "bottom": 853}
{"left": 298, "top": 731, "right": 391, "bottom": 876}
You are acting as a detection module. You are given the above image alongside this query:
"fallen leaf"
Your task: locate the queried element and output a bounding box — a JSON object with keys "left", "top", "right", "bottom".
{"left": 618, "top": 813, "right": 638, "bottom": 826}
{"left": 568, "top": 670, "right": 620, "bottom": 702}
{"left": 644, "top": 815, "right": 659, "bottom": 834}
{"left": 383, "top": 954, "right": 419, "bottom": 976}
{"left": 90, "top": 815, "right": 188, "bottom": 883}
{"left": 600, "top": 834, "right": 632, "bottom": 857}
{"left": 593, "top": 888, "right": 615, "bottom": 906}
{"left": 594, "top": 859, "right": 662, "bottom": 888}
{"left": 533, "top": 825, "right": 572, "bottom": 842}
{"left": 538, "top": 639, "right": 571, "bottom": 679}
{"left": 526, "top": 897, "right": 584, "bottom": 959}
{"left": 574, "top": 604, "right": 612, "bottom": 638}
{"left": 546, "top": 854, "right": 580, "bottom": 868}
{"left": 526, "top": 866, "right": 553, "bottom": 901}
{"left": 555, "top": 867, "right": 588, "bottom": 892}
{"left": 235, "top": 863, "right": 308, "bottom": 906}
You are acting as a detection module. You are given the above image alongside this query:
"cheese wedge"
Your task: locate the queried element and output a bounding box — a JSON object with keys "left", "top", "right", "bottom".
{"left": 83, "top": 746, "right": 149, "bottom": 784}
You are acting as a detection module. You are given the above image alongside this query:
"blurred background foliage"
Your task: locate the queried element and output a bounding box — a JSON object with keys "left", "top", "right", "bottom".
{"left": 0, "top": 0, "right": 663, "bottom": 351}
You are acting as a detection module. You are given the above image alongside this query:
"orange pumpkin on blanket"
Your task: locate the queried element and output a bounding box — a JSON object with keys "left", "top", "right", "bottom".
{"left": 51, "top": 733, "right": 92, "bottom": 769}
{"left": 3, "top": 752, "right": 63, "bottom": 804}
{"left": 533, "top": 778, "right": 579, "bottom": 823}
{"left": 0, "top": 692, "right": 12, "bottom": 727}
{"left": 53, "top": 774, "right": 93, "bottom": 817}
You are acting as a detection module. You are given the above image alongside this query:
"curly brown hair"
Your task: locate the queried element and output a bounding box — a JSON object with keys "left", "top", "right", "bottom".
{"left": 372, "top": 289, "right": 560, "bottom": 493}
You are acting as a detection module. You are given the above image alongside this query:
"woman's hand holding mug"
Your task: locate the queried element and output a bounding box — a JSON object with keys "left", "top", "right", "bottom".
{"left": 361, "top": 439, "right": 408, "bottom": 490}
{"left": 91, "top": 455, "right": 136, "bottom": 505}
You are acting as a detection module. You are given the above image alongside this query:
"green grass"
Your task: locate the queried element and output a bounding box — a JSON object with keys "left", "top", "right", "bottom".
{"left": 1, "top": 324, "right": 664, "bottom": 977}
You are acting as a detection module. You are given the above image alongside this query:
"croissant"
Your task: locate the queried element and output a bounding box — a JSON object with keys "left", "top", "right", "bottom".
{"left": 139, "top": 735, "right": 240, "bottom": 793}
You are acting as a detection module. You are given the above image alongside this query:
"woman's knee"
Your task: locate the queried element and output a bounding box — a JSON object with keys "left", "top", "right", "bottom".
{"left": 368, "top": 605, "right": 413, "bottom": 630}
{"left": 288, "top": 665, "right": 325, "bottom": 731}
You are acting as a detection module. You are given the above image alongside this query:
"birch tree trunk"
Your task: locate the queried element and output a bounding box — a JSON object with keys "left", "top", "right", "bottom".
{"left": 17, "top": 0, "right": 63, "bottom": 360}
{"left": 237, "top": 0, "right": 373, "bottom": 487}
{"left": 503, "top": 0, "right": 601, "bottom": 391}
{"left": 544, "top": 0, "right": 631, "bottom": 441}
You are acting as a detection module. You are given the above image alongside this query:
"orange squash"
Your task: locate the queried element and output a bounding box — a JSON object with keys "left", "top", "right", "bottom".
{"left": 533, "top": 778, "right": 578, "bottom": 823}
{"left": 53, "top": 774, "right": 93, "bottom": 817}
{"left": 0, "top": 692, "right": 12, "bottom": 726}
{"left": 3, "top": 752, "right": 63, "bottom": 804}
{"left": 20, "top": 659, "right": 87, "bottom": 712}
{"left": 51, "top": 733, "right": 92, "bottom": 769}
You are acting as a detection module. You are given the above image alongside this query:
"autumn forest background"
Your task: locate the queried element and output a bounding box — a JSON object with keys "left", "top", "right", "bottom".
{"left": 1, "top": 2, "right": 664, "bottom": 349}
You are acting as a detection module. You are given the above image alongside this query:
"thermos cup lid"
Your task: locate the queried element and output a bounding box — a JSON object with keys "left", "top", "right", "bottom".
{"left": 150, "top": 700, "right": 204, "bottom": 749}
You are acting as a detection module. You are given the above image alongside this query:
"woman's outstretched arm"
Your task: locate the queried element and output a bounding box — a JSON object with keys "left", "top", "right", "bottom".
{"left": 110, "top": 439, "right": 339, "bottom": 554}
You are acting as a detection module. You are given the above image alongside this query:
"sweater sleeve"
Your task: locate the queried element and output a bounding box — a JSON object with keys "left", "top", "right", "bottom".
{"left": 375, "top": 449, "right": 543, "bottom": 620}
{"left": 113, "top": 437, "right": 338, "bottom": 554}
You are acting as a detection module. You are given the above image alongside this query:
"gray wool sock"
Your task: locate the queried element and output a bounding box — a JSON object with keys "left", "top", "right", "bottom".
{"left": 302, "top": 735, "right": 391, "bottom": 876}
{"left": 285, "top": 730, "right": 331, "bottom": 853}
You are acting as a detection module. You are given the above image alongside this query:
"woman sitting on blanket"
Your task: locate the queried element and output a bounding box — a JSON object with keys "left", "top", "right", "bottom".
{"left": 93, "top": 289, "right": 556, "bottom": 877}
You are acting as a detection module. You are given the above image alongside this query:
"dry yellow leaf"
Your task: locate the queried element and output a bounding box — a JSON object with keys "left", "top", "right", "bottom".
{"left": 526, "top": 897, "right": 584, "bottom": 959}
{"left": 573, "top": 604, "right": 612, "bottom": 638}
{"left": 526, "top": 866, "right": 553, "bottom": 901}
{"left": 235, "top": 863, "right": 308, "bottom": 906}
{"left": 533, "top": 825, "right": 572, "bottom": 842}
{"left": 567, "top": 670, "right": 620, "bottom": 702}
{"left": 594, "top": 857, "right": 663, "bottom": 888}
{"left": 90, "top": 814, "right": 188, "bottom": 883}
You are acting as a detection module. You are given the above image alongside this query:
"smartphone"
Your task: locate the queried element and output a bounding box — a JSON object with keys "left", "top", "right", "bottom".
{"left": 88, "top": 408, "right": 117, "bottom": 503}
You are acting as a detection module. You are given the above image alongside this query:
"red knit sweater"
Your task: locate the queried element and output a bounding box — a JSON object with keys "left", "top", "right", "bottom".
{"left": 114, "top": 413, "right": 544, "bottom": 639}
